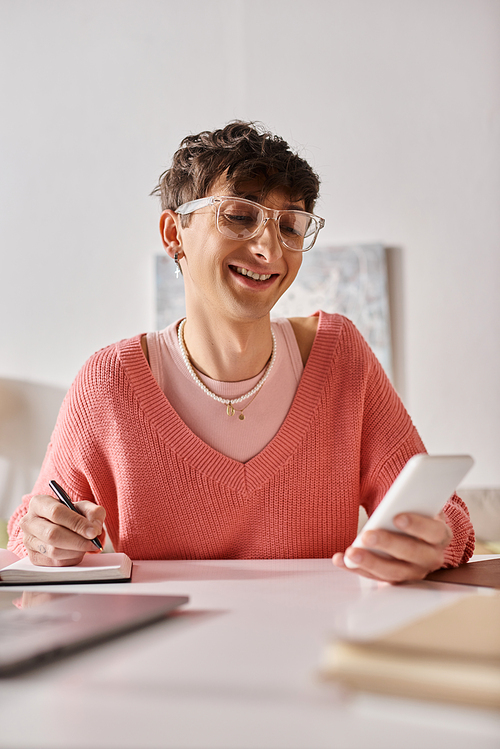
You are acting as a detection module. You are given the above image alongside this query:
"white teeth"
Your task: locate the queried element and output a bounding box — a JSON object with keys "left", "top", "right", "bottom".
{"left": 234, "top": 266, "right": 271, "bottom": 281}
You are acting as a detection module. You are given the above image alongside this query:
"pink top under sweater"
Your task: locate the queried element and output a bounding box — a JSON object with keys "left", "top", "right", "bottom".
{"left": 7, "top": 312, "right": 475, "bottom": 563}
{"left": 146, "top": 318, "right": 303, "bottom": 462}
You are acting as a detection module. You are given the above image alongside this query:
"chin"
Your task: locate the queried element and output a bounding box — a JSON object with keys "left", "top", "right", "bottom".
{"left": 226, "top": 299, "right": 277, "bottom": 323}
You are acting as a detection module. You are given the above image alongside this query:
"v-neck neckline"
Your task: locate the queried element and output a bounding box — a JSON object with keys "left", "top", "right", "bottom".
{"left": 117, "top": 311, "right": 345, "bottom": 493}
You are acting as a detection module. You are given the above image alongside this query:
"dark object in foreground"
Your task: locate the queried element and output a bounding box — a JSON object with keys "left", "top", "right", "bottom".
{"left": 425, "top": 557, "right": 500, "bottom": 589}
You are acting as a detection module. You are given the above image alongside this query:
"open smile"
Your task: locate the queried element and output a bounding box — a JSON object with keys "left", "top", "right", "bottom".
{"left": 230, "top": 265, "right": 276, "bottom": 282}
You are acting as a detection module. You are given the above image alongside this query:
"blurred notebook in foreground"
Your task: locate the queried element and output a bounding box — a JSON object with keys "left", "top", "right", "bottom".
{"left": 321, "top": 594, "right": 500, "bottom": 709}
{"left": 0, "top": 553, "right": 132, "bottom": 585}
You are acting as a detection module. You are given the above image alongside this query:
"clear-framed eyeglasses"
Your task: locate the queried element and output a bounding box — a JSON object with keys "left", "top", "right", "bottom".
{"left": 175, "top": 195, "right": 325, "bottom": 252}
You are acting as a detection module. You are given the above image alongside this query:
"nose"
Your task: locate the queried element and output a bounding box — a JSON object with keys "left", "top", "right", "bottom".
{"left": 249, "top": 218, "right": 283, "bottom": 262}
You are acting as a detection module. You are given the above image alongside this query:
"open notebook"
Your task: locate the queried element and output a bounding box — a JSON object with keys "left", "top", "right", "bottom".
{"left": 0, "top": 553, "right": 132, "bottom": 585}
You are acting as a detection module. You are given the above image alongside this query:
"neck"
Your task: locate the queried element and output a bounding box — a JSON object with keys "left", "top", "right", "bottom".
{"left": 181, "top": 313, "right": 274, "bottom": 382}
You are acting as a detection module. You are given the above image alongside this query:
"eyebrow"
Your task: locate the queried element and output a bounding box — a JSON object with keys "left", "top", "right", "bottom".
{"left": 232, "top": 191, "right": 306, "bottom": 212}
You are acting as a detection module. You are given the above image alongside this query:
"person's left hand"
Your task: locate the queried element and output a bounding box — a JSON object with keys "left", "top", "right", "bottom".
{"left": 332, "top": 512, "right": 453, "bottom": 583}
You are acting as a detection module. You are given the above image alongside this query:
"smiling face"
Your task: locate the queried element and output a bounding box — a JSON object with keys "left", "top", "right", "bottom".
{"left": 163, "top": 176, "right": 305, "bottom": 325}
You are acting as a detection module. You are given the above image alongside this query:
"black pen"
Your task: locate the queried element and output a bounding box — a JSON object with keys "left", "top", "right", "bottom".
{"left": 48, "top": 480, "right": 103, "bottom": 552}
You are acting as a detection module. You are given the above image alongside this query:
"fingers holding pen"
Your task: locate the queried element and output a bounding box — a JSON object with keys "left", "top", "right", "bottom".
{"left": 33, "top": 495, "right": 104, "bottom": 540}
{"left": 20, "top": 494, "right": 106, "bottom": 566}
{"left": 22, "top": 506, "right": 100, "bottom": 551}
{"left": 21, "top": 528, "right": 89, "bottom": 567}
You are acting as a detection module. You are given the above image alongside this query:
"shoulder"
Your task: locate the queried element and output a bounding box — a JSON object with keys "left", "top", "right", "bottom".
{"left": 287, "top": 312, "right": 367, "bottom": 366}
{"left": 287, "top": 316, "right": 319, "bottom": 366}
{"left": 70, "top": 334, "right": 146, "bottom": 401}
{"left": 83, "top": 334, "right": 142, "bottom": 370}
{"left": 46, "top": 335, "right": 149, "bottom": 453}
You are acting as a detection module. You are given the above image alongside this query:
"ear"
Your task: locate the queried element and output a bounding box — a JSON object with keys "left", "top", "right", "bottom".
{"left": 159, "top": 210, "right": 183, "bottom": 260}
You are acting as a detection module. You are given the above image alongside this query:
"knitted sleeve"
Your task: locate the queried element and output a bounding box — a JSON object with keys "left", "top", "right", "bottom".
{"left": 7, "top": 353, "right": 108, "bottom": 558}
{"left": 349, "top": 320, "right": 475, "bottom": 567}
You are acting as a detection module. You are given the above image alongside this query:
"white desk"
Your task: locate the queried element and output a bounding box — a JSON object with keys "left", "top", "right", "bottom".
{"left": 1, "top": 556, "right": 499, "bottom": 749}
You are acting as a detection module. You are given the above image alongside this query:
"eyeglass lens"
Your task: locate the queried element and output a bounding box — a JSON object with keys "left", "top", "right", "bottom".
{"left": 217, "top": 199, "right": 317, "bottom": 250}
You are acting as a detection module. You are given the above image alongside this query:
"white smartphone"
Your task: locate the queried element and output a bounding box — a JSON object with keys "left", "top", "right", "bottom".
{"left": 345, "top": 453, "right": 474, "bottom": 567}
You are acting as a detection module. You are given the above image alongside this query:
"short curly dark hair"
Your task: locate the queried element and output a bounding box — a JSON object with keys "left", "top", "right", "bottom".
{"left": 151, "top": 121, "right": 320, "bottom": 223}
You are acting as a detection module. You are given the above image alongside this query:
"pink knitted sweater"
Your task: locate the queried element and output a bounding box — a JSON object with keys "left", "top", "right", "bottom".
{"left": 8, "top": 312, "right": 474, "bottom": 562}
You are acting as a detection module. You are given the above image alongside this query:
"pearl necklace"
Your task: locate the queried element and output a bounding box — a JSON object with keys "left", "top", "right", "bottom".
{"left": 177, "top": 318, "right": 277, "bottom": 420}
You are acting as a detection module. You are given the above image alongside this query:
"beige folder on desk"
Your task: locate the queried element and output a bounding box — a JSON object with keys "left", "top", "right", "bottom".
{"left": 321, "top": 594, "right": 500, "bottom": 709}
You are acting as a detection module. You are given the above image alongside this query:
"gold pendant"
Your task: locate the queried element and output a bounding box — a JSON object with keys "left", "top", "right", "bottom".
{"left": 227, "top": 404, "right": 235, "bottom": 416}
{"left": 239, "top": 414, "right": 245, "bottom": 421}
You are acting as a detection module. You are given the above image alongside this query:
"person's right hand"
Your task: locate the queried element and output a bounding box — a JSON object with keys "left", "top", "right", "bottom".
{"left": 19, "top": 494, "right": 106, "bottom": 567}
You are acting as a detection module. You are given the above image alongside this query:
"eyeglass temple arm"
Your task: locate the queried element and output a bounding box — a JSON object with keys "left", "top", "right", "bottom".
{"left": 175, "top": 197, "right": 214, "bottom": 215}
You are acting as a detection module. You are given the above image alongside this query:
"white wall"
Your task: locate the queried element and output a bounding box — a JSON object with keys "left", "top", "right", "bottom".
{"left": 1, "top": 0, "right": 499, "bottom": 488}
